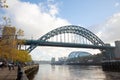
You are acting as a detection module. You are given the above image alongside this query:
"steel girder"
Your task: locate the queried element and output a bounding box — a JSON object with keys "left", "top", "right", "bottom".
{"left": 27, "top": 25, "right": 105, "bottom": 52}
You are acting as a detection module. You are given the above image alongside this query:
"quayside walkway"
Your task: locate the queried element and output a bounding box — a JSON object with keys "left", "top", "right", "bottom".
{"left": 0, "top": 67, "right": 17, "bottom": 80}
{"left": 0, "top": 66, "right": 28, "bottom": 80}
{"left": 0, "top": 65, "right": 39, "bottom": 80}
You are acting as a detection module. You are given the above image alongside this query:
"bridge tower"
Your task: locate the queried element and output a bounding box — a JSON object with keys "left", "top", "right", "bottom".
{"left": 114, "top": 41, "right": 120, "bottom": 59}
{"left": 101, "top": 44, "right": 115, "bottom": 60}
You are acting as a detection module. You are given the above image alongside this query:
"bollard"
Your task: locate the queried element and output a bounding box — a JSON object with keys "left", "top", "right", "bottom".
{"left": 16, "top": 71, "right": 23, "bottom": 80}
{"left": 16, "top": 64, "right": 23, "bottom": 80}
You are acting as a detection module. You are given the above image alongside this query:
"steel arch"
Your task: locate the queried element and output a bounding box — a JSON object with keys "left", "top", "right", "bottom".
{"left": 27, "top": 25, "right": 105, "bottom": 52}
{"left": 39, "top": 25, "right": 104, "bottom": 45}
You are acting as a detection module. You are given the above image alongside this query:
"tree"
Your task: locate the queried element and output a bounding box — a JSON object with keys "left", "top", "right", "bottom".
{"left": 0, "top": 0, "right": 32, "bottom": 62}
{"left": 17, "top": 50, "right": 32, "bottom": 62}
{"left": 0, "top": 26, "right": 32, "bottom": 62}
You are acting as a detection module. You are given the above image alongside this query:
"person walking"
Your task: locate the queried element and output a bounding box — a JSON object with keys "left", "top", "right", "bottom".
{"left": 11, "top": 62, "right": 14, "bottom": 70}
{"left": 0, "top": 62, "right": 3, "bottom": 69}
{"left": 8, "top": 63, "right": 12, "bottom": 71}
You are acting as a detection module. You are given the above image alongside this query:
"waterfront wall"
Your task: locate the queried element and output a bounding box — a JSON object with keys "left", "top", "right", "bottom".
{"left": 16, "top": 65, "right": 39, "bottom": 80}
{"left": 102, "top": 60, "right": 120, "bottom": 72}
{"left": 24, "top": 65, "right": 39, "bottom": 80}
{"left": 67, "top": 62, "right": 101, "bottom": 66}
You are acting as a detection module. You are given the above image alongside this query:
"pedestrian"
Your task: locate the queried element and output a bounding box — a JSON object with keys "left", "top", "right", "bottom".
{"left": 16, "top": 63, "right": 23, "bottom": 80}
{"left": 8, "top": 63, "right": 12, "bottom": 71}
{"left": 8, "top": 62, "right": 15, "bottom": 70}
{"left": 0, "top": 62, "right": 3, "bottom": 69}
{"left": 11, "top": 62, "right": 14, "bottom": 70}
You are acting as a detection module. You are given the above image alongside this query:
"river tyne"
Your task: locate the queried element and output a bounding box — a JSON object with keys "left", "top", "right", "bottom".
{"left": 32, "top": 64, "right": 120, "bottom": 80}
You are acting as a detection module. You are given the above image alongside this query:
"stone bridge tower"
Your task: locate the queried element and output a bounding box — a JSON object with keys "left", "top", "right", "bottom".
{"left": 114, "top": 41, "right": 120, "bottom": 59}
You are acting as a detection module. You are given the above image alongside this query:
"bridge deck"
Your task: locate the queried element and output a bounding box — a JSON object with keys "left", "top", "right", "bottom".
{"left": 25, "top": 40, "right": 115, "bottom": 49}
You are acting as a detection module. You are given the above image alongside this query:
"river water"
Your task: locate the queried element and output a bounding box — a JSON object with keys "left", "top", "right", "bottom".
{"left": 33, "top": 64, "right": 120, "bottom": 80}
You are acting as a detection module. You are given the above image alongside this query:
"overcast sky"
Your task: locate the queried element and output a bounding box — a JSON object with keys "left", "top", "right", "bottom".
{"left": 0, "top": 0, "right": 120, "bottom": 61}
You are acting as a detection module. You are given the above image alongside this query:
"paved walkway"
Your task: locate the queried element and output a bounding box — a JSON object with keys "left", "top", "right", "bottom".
{"left": 0, "top": 67, "right": 17, "bottom": 80}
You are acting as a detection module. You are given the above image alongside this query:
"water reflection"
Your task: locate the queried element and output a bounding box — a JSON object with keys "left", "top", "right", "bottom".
{"left": 33, "top": 64, "right": 120, "bottom": 80}
{"left": 51, "top": 65, "right": 55, "bottom": 71}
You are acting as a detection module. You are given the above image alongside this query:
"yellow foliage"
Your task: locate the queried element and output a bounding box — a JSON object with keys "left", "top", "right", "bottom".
{"left": 17, "top": 50, "right": 32, "bottom": 62}
{"left": 0, "top": 26, "right": 32, "bottom": 62}
{"left": 0, "top": 40, "right": 32, "bottom": 62}
{"left": 17, "top": 39, "right": 26, "bottom": 45}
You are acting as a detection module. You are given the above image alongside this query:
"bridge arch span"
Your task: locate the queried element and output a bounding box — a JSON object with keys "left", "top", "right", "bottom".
{"left": 39, "top": 25, "right": 104, "bottom": 46}
{"left": 27, "top": 25, "right": 105, "bottom": 52}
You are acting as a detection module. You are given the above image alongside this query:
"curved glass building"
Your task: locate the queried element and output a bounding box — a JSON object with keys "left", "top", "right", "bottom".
{"left": 68, "top": 51, "right": 91, "bottom": 59}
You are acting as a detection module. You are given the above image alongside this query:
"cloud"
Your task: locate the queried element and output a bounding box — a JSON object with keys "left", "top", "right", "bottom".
{"left": 39, "top": 0, "right": 59, "bottom": 16}
{"left": 5, "top": 0, "right": 70, "bottom": 39}
{"left": 115, "top": 2, "right": 120, "bottom": 7}
{"left": 90, "top": 13, "right": 120, "bottom": 45}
